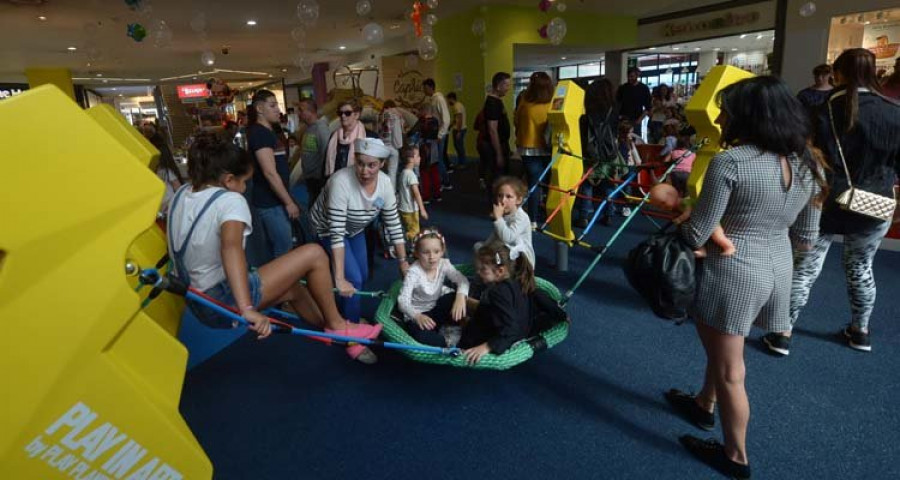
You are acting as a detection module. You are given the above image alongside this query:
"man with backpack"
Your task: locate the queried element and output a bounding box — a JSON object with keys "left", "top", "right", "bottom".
{"left": 576, "top": 79, "right": 621, "bottom": 228}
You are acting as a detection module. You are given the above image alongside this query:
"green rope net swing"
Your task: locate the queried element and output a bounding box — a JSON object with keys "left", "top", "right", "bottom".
{"left": 374, "top": 265, "right": 570, "bottom": 370}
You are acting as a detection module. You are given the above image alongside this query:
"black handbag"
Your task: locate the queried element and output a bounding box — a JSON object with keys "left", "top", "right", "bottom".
{"left": 623, "top": 224, "right": 696, "bottom": 321}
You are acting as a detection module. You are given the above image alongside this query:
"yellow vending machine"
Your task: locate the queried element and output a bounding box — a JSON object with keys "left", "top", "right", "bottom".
{"left": 0, "top": 85, "right": 212, "bottom": 479}
{"left": 544, "top": 79, "right": 585, "bottom": 246}
{"left": 684, "top": 65, "right": 755, "bottom": 199}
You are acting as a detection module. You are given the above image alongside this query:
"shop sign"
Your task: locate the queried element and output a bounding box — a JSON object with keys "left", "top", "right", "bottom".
{"left": 393, "top": 70, "right": 426, "bottom": 107}
{"left": 0, "top": 83, "right": 28, "bottom": 100}
{"left": 176, "top": 84, "right": 209, "bottom": 99}
{"left": 663, "top": 11, "right": 760, "bottom": 37}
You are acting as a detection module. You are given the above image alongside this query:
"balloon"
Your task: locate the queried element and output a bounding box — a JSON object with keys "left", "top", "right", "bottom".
{"left": 799, "top": 2, "right": 816, "bottom": 17}
{"left": 421, "top": 23, "right": 433, "bottom": 36}
{"left": 424, "top": 13, "right": 438, "bottom": 26}
{"left": 556, "top": 2, "right": 567, "bottom": 12}
{"left": 471, "top": 18, "right": 485, "bottom": 36}
{"left": 355, "top": 0, "right": 372, "bottom": 16}
{"left": 201, "top": 50, "right": 216, "bottom": 66}
{"left": 291, "top": 26, "right": 306, "bottom": 45}
{"left": 190, "top": 12, "right": 207, "bottom": 33}
{"left": 538, "top": 24, "right": 548, "bottom": 39}
{"left": 547, "top": 17, "right": 567, "bottom": 45}
{"left": 426, "top": 0, "right": 439, "bottom": 9}
{"left": 296, "top": 0, "right": 320, "bottom": 26}
{"left": 127, "top": 23, "right": 147, "bottom": 42}
{"left": 123, "top": 0, "right": 142, "bottom": 11}
{"left": 152, "top": 20, "right": 173, "bottom": 48}
{"left": 293, "top": 53, "right": 313, "bottom": 73}
{"left": 538, "top": 0, "right": 552, "bottom": 13}
{"left": 418, "top": 35, "right": 437, "bottom": 61}
{"left": 362, "top": 22, "right": 384, "bottom": 45}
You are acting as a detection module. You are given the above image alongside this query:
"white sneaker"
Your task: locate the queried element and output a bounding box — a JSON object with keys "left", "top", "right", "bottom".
{"left": 621, "top": 207, "right": 632, "bottom": 217}
{"left": 355, "top": 347, "right": 378, "bottom": 364}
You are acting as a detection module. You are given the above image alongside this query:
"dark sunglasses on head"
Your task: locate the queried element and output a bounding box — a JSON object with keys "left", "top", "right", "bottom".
{"left": 339, "top": 110, "right": 355, "bottom": 117}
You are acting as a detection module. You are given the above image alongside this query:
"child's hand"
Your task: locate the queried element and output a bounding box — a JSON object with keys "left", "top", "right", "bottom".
{"left": 415, "top": 314, "right": 437, "bottom": 331}
{"left": 242, "top": 309, "right": 272, "bottom": 340}
{"left": 491, "top": 202, "right": 505, "bottom": 220}
{"left": 335, "top": 278, "right": 357, "bottom": 298}
{"left": 463, "top": 343, "right": 491, "bottom": 365}
{"left": 420, "top": 209, "right": 429, "bottom": 221}
{"left": 451, "top": 294, "right": 467, "bottom": 322}
{"left": 673, "top": 206, "right": 692, "bottom": 225}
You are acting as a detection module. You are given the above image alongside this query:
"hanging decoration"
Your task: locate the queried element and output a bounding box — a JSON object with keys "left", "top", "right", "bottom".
{"left": 126, "top": 23, "right": 147, "bottom": 42}
{"left": 426, "top": 0, "right": 438, "bottom": 9}
{"left": 424, "top": 13, "right": 438, "bottom": 26}
{"left": 296, "top": 0, "right": 320, "bottom": 27}
{"left": 537, "top": 24, "right": 548, "bottom": 39}
{"left": 411, "top": 1, "right": 426, "bottom": 37}
{"left": 471, "top": 17, "right": 485, "bottom": 37}
{"left": 556, "top": 2, "right": 567, "bottom": 12}
{"left": 152, "top": 20, "right": 173, "bottom": 48}
{"left": 362, "top": 22, "right": 385, "bottom": 45}
{"left": 538, "top": 0, "right": 552, "bottom": 13}
{"left": 200, "top": 50, "right": 216, "bottom": 66}
{"left": 124, "top": 0, "right": 143, "bottom": 11}
{"left": 798, "top": 2, "right": 817, "bottom": 17}
{"left": 291, "top": 26, "right": 307, "bottom": 45}
{"left": 417, "top": 34, "right": 437, "bottom": 61}
{"left": 546, "top": 17, "right": 567, "bottom": 45}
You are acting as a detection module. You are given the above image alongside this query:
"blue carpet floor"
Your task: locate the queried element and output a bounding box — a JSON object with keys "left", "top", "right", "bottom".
{"left": 180, "top": 167, "right": 900, "bottom": 479}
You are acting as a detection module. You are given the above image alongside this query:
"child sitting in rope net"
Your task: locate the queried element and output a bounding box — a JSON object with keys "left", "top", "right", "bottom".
{"left": 459, "top": 241, "right": 567, "bottom": 365}
{"left": 397, "top": 228, "right": 469, "bottom": 347}
{"left": 648, "top": 183, "right": 736, "bottom": 258}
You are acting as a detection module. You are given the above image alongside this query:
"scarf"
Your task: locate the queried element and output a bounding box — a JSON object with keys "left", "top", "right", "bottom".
{"left": 325, "top": 122, "right": 366, "bottom": 175}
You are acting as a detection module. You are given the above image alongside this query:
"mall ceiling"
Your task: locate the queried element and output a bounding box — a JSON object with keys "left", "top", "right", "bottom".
{"left": 0, "top": 0, "right": 725, "bottom": 85}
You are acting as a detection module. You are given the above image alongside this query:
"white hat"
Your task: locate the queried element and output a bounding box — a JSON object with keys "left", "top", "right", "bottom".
{"left": 354, "top": 138, "right": 391, "bottom": 159}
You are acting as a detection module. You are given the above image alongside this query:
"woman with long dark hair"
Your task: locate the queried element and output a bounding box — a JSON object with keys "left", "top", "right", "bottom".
{"left": 575, "top": 78, "right": 619, "bottom": 228}
{"left": 666, "top": 76, "right": 828, "bottom": 479}
{"left": 514, "top": 71, "right": 554, "bottom": 226}
{"left": 765, "top": 48, "right": 900, "bottom": 356}
{"left": 142, "top": 122, "right": 185, "bottom": 216}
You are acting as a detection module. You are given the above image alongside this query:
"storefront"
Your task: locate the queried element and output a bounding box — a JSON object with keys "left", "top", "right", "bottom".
{"left": 826, "top": 7, "right": 900, "bottom": 75}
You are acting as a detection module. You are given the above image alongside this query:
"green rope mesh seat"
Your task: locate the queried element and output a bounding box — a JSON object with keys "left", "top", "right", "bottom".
{"left": 374, "top": 264, "right": 569, "bottom": 370}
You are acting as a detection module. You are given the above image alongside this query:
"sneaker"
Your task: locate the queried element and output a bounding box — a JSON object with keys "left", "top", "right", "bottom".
{"left": 575, "top": 218, "right": 589, "bottom": 228}
{"left": 842, "top": 325, "right": 871, "bottom": 352}
{"left": 679, "top": 435, "right": 751, "bottom": 480}
{"left": 441, "top": 325, "right": 463, "bottom": 347}
{"left": 423, "top": 199, "right": 432, "bottom": 205}
{"left": 664, "top": 389, "right": 715, "bottom": 431}
{"left": 436, "top": 196, "right": 443, "bottom": 202}
{"left": 762, "top": 332, "right": 791, "bottom": 356}
{"left": 621, "top": 206, "right": 632, "bottom": 217}
{"left": 531, "top": 222, "right": 538, "bottom": 230}
{"left": 353, "top": 347, "right": 378, "bottom": 364}
{"left": 442, "top": 184, "right": 454, "bottom": 191}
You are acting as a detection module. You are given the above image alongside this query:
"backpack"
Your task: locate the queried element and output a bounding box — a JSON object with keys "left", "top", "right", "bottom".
{"left": 623, "top": 226, "right": 696, "bottom": 321}
{"left": 582, "top": 110, "right": 618, "bottom": 163}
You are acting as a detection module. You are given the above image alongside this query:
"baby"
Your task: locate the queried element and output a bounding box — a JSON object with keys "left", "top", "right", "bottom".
{"left": 649, "top": 183, "right": 735, "bottom": 258}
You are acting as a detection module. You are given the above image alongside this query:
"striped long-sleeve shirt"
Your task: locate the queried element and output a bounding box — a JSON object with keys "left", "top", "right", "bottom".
{"left": 309, "top": 167, "right": 405, "bottom": 248}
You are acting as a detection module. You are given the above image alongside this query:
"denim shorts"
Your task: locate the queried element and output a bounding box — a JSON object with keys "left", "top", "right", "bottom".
{"left": 189, "top": 270, "right": 264, "bottom": 329}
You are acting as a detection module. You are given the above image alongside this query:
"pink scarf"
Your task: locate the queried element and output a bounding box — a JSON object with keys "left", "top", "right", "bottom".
{"left": 325, "top": 122, "right": 366, "bottom": 175}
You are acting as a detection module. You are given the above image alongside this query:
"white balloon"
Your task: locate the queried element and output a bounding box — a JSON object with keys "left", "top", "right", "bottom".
{"left": 418, "top": 35, "right": 438, "bottom": 61}
{"left": 355, "top": 0, "right": 372, "bottom": 17}
{"left": 201, "top": 50, "right": 216, "bottom": 66}
{"left": 426, "top": 0, "right": 439, "bottom": 9}
{"left": 424, "top": 13, "right": 438, "bottom": 26}
{"left": 547, "top": 17, "right": 567, "bottom": 46}
{"left": 291, "top": 26, "right": 306, "bottom": 44}
{"left": 296, "top": 0, "right": 320, "bottom": 26}
{"left": 799, "top": 2, "right": 816, "bottom": 17}
{"left": 362, "top": 22, "right": 384, "bottom": 44}
{"left": 556, "top": 2, "right": 567, "bottom": 12}
{"left": 190, "top": 12, "right": 207, "bottom": 33}
{"left": 153, "top": 20, "right": 173, "bottom": 48}
{"left": 471, "top": 18, "right": 486, "bottom": 36}
{"left": 421, "top": 23, "right": 433, "bottom": 36}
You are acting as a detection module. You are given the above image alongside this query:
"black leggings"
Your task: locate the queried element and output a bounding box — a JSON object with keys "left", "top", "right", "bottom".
{"left": 404, "top": 293, "right": 458, "bottom": 347}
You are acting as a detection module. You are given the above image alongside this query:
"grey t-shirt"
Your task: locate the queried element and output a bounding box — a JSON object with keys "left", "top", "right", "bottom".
{"left": 300, "top": 117, "right": 331, "bottom": 180}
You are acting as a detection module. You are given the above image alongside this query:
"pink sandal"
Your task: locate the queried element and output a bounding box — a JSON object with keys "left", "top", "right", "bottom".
{"left": 325, "top": 323, "right": 382, "bottom": 362}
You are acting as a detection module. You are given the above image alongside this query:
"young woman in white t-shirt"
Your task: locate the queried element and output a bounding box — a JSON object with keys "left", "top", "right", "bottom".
{"left": 167, "top": 134, "right": 382, "bottom": 362}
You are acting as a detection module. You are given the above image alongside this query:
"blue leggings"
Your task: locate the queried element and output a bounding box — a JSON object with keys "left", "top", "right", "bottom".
{"left": 320, "top": 233, "right": 368, "bottom": 322}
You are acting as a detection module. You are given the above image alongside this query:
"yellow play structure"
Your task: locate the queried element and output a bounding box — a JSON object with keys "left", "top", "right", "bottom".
{"left": 0, "top": 86, "right": 211, "bottom": 478}
{"left": 544, "top": 79, "right": 585, "bottom": 244}
{"left": 683, "top": 65, "right": 755, "bottom": 199}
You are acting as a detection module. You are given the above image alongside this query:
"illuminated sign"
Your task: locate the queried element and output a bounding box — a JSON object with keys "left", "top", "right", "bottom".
{"left": 176, "top": 84, "right": 209, "bottom": 99}
{"left": 663, "top": 11, "right": 760, "bottom": 37}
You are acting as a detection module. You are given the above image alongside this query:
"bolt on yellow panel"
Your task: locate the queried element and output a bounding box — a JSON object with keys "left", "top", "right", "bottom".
{"left": 0, "top": 85, "right": 211, "bottom": 479}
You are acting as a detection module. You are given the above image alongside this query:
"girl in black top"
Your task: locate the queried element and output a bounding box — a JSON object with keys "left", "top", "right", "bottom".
{"left": 460, "top": 241, "right": 566, "bottom": 365}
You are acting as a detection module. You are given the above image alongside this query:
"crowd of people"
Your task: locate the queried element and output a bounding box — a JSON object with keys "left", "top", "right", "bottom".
{"left": 152, "top": 48, "right": 900, "bottom": 479}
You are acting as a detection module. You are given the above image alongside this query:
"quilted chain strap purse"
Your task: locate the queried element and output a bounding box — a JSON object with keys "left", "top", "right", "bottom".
{"left": 827, "top": 98, "right": 896, "bottom": 222}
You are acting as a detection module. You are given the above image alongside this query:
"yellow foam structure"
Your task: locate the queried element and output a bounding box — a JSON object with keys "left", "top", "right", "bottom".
{"left": 545, "top": 80, "right": 585, "bottom": 243}
{"left": 86, "top": 104, "right": 185, "bottom": 337}
{"left": 684, "top": 66, "right": 755, "bottom": 198}
{"left": 0, "top": 86, "right": 211, "bottom": 479}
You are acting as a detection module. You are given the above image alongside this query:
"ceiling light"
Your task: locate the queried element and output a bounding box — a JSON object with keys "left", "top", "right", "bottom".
{"left": 694, "top": 47, "right": 701, "bottom": 51}
{"left": 339, "top": 45, "right": 347, "bottom": 50}
{"left": 281, "top": 68, "right": 288, "bottom": 73}
{"left": 96, "top": 73, "right": 102, "bottom": 77}
{"left": 246, "top": 20, "right": 257, "bottom": 26}
{"left": 673, "top": 47, "right": 680, "bottom": 50}
{"left": 561, "top": 56, "right": 567, "bottom": 60}
{"left": 714, "top": 47, "right": 721, "bottom": 51}
{"left": 649, "top": 47, "right": 657, "bottom": 50}
{"left": 38, "top": 16, "right": 47, "bottom": 21}
{"left": 740, "top": 34, "right": 748, "bottom": 39}
{"left": 731, "top": 48, "right": 738, "bottom": 51}
{"left": 865, "top": 21, "right": 871, "bottom": 25}
{"left": 67, "top": 46, "right": 77, "bottom": 51}
{"left": 390, "top": 23, "right": 400, "bottom": 30}
{"left": 112, "top": 88, "right": 117, "bottom": 91}
{"left": 756, "top": 34, "right": 764, "bottom": 40}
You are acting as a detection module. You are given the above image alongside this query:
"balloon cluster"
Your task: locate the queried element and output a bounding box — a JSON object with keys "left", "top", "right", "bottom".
{"left": 537, "top": 0, "right": 567, "bottom": 45}
{"left": 127, "top": 23, "right": 147, "bottom": 42}
{"left": 538, "top": 0, "right": 552, "bottom": 12}
{"left": 410, "top": 1, "right": 439, "bottom": 60}
{"left": 289, "top": 1, "right": 320, "bottom": 74}
{"left": 798, "top": 2, "right": 816, "bottom": 17}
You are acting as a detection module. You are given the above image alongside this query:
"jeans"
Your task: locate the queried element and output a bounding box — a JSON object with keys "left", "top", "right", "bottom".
{"left": 789, "top": 220, "right": 891, "bottom": 331}
{"left": 522, "top": 155, "right": 550, "bottom": 223}
{"left": 191, "top": 270, "right": 263, "bottom": 329}
{"left": 256, "top": 205, "right": 293, "bottom": 261}
{"left": 452, "top": 128, "right": 468, "bottom": 166}
{"left": 577, "top": 180, "right": 619, "bottom": 220}
{"left": 320, "top": 233, "right": 368, "bottom": 323}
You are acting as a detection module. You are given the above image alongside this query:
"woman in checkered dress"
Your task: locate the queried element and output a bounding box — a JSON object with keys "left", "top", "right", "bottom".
{"left": 664, "top": 77, "right": 828, "bottom": 479}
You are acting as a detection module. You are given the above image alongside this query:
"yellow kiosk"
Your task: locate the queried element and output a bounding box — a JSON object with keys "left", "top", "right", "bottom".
{"left": 0, "top": 86, "right": 212, "bottom": 479}
{"left": 683, "top": 65, "right": 755, "bottom": 199}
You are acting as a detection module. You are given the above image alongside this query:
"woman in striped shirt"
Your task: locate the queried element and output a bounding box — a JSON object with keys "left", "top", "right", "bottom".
{"left": 310, "top": 138, "right": 409, "bottom": 326}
